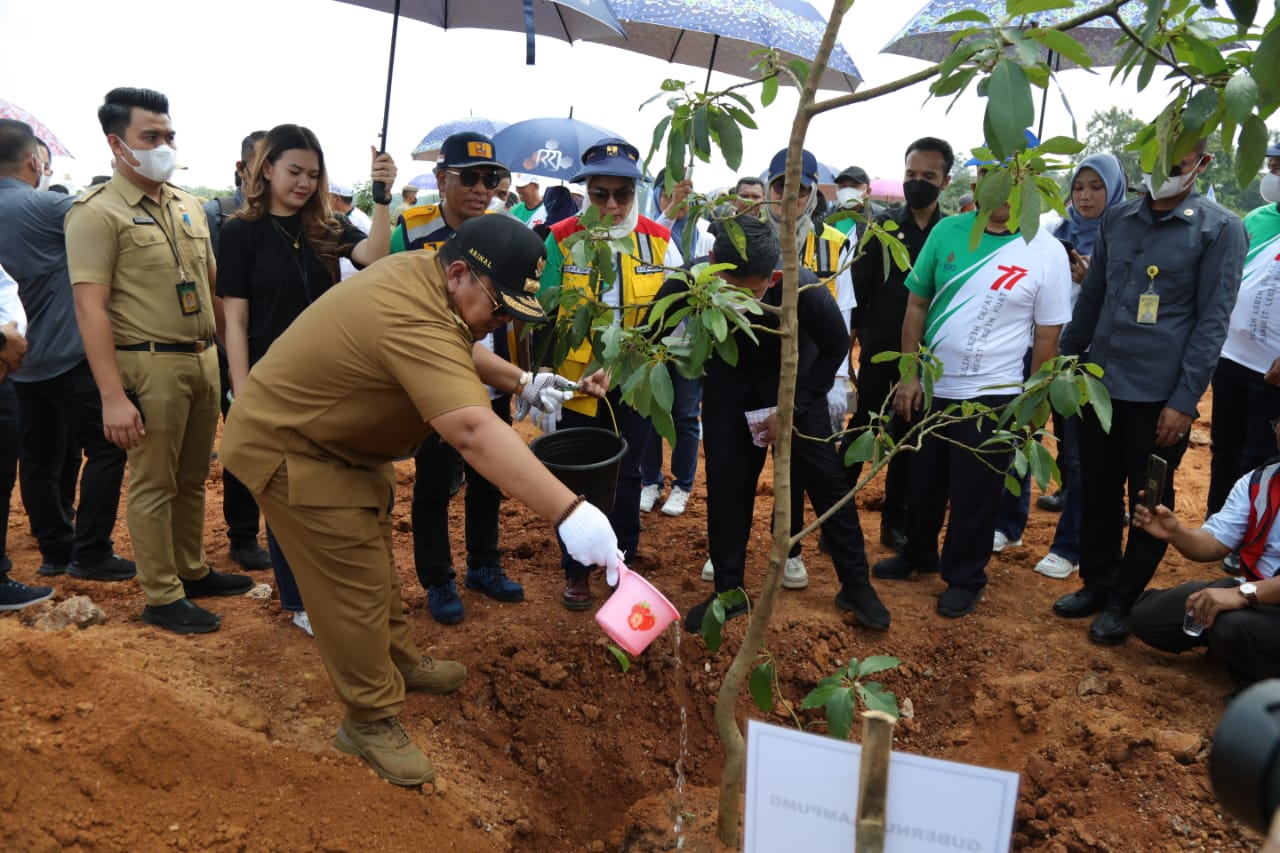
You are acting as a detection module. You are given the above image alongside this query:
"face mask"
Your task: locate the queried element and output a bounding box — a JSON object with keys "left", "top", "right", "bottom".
{"left": 835, "top": 186, "right": 864, "bottom": 206}
{"left": 487, "top": 196, "right": 506, "bottom": 213}
{"left": 1261, "top": 172, "right": 1280, "bottom": 204}
{"left": 36, "top": 172, "right": 50, "bottom": 193}
{"left": 902, "top": 179, "right": 941, "bottom": 210}
{"left": 120, "top": 141, "right": 178, "bottom": 184}
{"left": 1142, "top": 158, "right": 1202, "bottom": 201}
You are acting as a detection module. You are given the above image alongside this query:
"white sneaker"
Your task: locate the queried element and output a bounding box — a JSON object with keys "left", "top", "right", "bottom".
{"left": 1034, "top": 552, "right": 1079, "bottom": 579}
{"left": 639, "top": 484, "right": 661, "bottom": 513}
{"left": 702, "top": 559, "right": 715, "bottom": 582}
{"left": 661, "top": 486, "right": 691, "bottom": 516}
{"left": 992, "top": 531, "right": 1023, "bottom": 553}
{"left": 782, "top": 555, "right": 808, "bottom": 590}
{"left": 292, "top": 610, "right": 314, "bottom": 636}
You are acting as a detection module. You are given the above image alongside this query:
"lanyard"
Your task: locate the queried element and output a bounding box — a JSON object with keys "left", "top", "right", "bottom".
{"left": 136, "top": 195, "right": 188, "bottom": 281}
{"left": 270, "top": 218, "right": 315, "bottom": 305}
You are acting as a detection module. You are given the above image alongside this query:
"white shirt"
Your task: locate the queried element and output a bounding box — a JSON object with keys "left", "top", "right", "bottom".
{"left": 339, "top": 207, "right": 374, "bottom": 281}
{"left": 0, "top": 262, "right": 28, "bottom": 333}
{"left": 1204, "top": 462, "right": 1280, "bottom": 579}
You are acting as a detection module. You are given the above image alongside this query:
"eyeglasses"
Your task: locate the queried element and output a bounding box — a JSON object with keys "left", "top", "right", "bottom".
{"left": 587, "top": 186, "right": 636, "bottom": 206}
{"left": 446, "top": 169, "right": 501, "bottom": 190}
{"left": 470, "top": 270, "right": 510, "bottom": 318}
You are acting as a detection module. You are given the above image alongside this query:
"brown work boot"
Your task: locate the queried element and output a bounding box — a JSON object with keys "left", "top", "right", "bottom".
{"left": 401, "top": 657, "right": 467, "bottom": 694}
{"left": 333, "top": 715, "right": 434, "bottom": 786}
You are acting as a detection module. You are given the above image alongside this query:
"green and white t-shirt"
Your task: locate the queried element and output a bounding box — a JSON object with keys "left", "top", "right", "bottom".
{"left": 1221, "top": 203, "right": 1280, "bottom": 374}
{"left": 906, "top": 212, "right": 1072, "bottom": 399}
{"left": 511, "top": 201, "right": 546, "bottom": 228}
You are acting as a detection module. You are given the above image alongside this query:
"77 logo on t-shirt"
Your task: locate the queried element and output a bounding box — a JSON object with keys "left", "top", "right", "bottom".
{"left": 990, "top": 265, "right": 1029, "bottom": 291}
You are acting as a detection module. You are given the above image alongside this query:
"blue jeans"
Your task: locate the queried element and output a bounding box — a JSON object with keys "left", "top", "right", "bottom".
{"left": 1048, "top": 414, "right": 1083, "bottom": 563}
{"left": 640, "top": 364, "right": 702, "bottom": 492}
{"left": 266, "top": 525, "right": 305, "bottom": 612}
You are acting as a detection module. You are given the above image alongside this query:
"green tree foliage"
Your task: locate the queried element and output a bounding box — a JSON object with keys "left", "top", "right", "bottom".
{"left": 1082, "top": 106, "right": 1146, "bottom": 185}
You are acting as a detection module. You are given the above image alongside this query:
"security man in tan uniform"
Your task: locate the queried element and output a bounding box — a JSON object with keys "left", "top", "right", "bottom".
{"left": 219, "top": 214, "right": 620, "bottom": 787}
{"left": 67, "top": 87, "right": 253, "bottom": 635}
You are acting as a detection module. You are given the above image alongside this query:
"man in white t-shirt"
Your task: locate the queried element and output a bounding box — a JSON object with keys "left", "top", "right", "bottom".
{"left": 509, "top": 174, "right": 545, "bottom": 229}
{"left": 872, "top": 168, "right": 1072, "bottom": 618}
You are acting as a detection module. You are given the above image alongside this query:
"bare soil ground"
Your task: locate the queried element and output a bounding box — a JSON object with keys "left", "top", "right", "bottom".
{"left": 0, "top": 409, "right": 1263, "bottom": 852}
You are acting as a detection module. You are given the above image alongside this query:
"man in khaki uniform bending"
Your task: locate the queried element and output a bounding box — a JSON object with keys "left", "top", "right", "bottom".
{"left": 219, "top": 214, "right": 619, "bottom": 787}
{"left": 67, "top": 87, "right": 253, "bottom": 635}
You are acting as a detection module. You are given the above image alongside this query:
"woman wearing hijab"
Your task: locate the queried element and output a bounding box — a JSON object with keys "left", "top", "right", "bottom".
{"left": 1032, "top": 153, "right": 1128, "bottom": 579}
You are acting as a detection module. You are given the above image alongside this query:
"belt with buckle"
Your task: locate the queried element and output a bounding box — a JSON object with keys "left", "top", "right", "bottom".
{"left": 116, "top": 339, "right": 215, "bottom": 354}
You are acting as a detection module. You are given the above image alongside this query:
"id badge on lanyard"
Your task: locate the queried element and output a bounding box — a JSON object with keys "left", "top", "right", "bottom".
{"left": 1136, "top": 265, "right": 1160, "bottom": 325}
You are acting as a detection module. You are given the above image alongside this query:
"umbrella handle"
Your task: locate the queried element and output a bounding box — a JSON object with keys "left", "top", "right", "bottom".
{"left": 373, "top": 0, "right": 402, "bottom": 206}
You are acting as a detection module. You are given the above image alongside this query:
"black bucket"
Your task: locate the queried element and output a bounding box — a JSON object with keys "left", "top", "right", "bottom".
{"left": 530, "top": 427, "right": 629, "bottom": 514}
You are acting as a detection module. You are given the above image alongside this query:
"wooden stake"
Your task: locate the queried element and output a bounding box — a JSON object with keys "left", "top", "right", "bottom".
{"left": 855, "top": 710, "right": 897, "bottom": 853}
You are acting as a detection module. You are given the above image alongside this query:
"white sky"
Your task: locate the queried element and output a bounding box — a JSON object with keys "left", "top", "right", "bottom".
{"left": 3, "top": 0, "right": 1277, "bottom": 192}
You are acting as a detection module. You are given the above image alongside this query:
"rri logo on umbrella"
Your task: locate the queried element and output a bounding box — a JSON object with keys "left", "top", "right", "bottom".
{"left": 524, "top": 140, "right": 575, "bottom": 173}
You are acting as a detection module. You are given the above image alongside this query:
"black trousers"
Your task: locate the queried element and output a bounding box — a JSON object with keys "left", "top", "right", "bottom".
{"left": 411, "top": 395, "right": 512, "bottom": 589}
{"left": 219, "top": 347, "right": 260, "bottom": 549}
{"left": 1208, "top": 357, "right": 1280, "bottom": 516}
{"left": 847, "top": 351, "right": 912, "bottom": 533}
{"left": 0, "top": 379, "right": 17, "bottom": 572}
{"left": 1078, "top": 400, "right": 1189, "bottom": 609}
{"left": 14, "top": 361, "right": 127, "bottom": 565}
{"left": 901, "top": 394, "right": 1014, "bottom": 592}
{"left": 703, "top": 398, "right": 871, "bottom": 593}
{"left": 1131, "top": 578, "right": 1280, "bottom": 683}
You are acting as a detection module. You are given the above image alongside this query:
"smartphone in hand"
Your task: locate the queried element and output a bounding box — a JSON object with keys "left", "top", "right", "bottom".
{"left": 1143, "top": 454, "right": 1168, "bottom": 512}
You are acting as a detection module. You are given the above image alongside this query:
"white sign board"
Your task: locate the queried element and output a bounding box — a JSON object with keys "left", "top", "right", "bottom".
{"left": 744, "top": 720, "right": 1020, "bottom": 853}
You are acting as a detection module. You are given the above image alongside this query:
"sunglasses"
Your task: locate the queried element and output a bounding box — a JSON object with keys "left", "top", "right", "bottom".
{"left": 447, "top": 169, "right": 501, "bottom": 190}
{"left": 588, "top": 186, "right": 636, "bottom": 206}
{"left": 470, "top": 270, "right": 510, "bottom": 318}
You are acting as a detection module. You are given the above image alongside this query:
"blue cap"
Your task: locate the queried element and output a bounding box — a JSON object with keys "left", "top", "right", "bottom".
{"left": 1268, "top": 143, "right": 1280, "bottom": 158}
{"left": 571, "top": 137, "right": 643, "bottom": 183}
{"left": 767, "top": 148, "right": 819, "bottom": 187}
{"left": 964, "top": 129, "right": 1041, "bottom": 167}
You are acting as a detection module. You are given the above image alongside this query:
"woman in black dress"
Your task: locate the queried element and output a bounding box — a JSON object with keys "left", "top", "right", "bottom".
{"left": 216, "top": 123, "right": 396, "bottom": 635}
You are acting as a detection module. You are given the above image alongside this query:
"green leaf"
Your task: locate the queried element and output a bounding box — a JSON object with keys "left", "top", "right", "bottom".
{"left": 646, "top": 115, "right": 672, "bottom": 171}
{"left": 1048, "top": 373, "right": 1081, "bottom": 416}
{"left": 1252, "top": 24, "right": 1280, "bottom": 98}
{"left": 937, "top": 9, "right": 990, "bottom": 23}
{"left": 975, "top": 169, "right": 1013, "bottom": 217}
{"left": 843, "top": 429, "right": 877, "bottom": 466}
{"left": 801, "top": 680, "right": 843, "bottom": 711}
{"left": 859, "top": 686, "right": 900, "bottom": 717}
{"left": 930, "top": 67, "right": 977, "bottom": 98}
{"left": 825, "top": 688, "right": 856, "bottom": 741}
{"left": 870, "top": 350, "right": 902, "bottom": 364}
{"left": 1004, "top": 473, "right": 1022, "bottom": 496}
{"left": 715, "top": 112, "right": 744, "bottom": 172}
{"left": 761, "top": 74, "right": 779, "bottom": 107}
{"left": 1082, "top": 374, "right": 1112, "bottom": 433}
{"left": 1225, "top": 0, "right": 1258, "bottom": 32}
{"left": 1026, "top": 440, "right": 1053, "bottom": 491}
{"left": 749, "top": 661, "right": 775, "bottom": 712}
{"left": 650, "top": 361, "right": 675, "bottom": 410}
{"left": 691, "top": 108, "right": 711, "bottom": 163}
{"left": 1224, "top": 75, "right": 1260, "bottom": 124}
{"left": 606, "top": 645, "right": 631, "bottom": 673}
{"left": 1007, "top": 0, "right": 1074, "bottom": 16}
{"left": 1236, "top": 115, "right": 1269, "bottom": 187}
{"left": 1034, "top": 135, "right": 1087, "bottom": 156}
{"left": 724, "top": 106, "right": 758, "bottom": 131}
{"left": 1025, "top": 27, "right": 1094, "bottom": 69}
{"left": 1018, "top": 174, "right": 1040, "bottom": 240}
{"left": 857, "top": 655, "right": 900, "bottom": 678}
{"left": 1183, "top": 88, "right": 1220, "bottom": 133}
{"left": 985, "top": 60, "right": 1035, "bottom": 159}
{"left": 787, "top": 59, "right": 811, "bottom": 86}
{"left": 700, "top": 595, "right": 726, "bottom": 652}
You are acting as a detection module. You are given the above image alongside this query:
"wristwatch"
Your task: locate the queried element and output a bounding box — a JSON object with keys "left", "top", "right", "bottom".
{"left": 1239, "top": 581, "right": 1259, "bottom": 606}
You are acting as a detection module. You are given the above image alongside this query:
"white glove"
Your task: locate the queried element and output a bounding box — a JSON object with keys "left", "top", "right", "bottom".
{"left": 534, "top": 406, "right": 562, "bottom": 434}
{"left": 557, "top": 501, "right": 618, "bottom": 572}
{"left": 517, "top": 372, "right": 577, "bottom": 422}
{"left": 827, "top": 380, "right": 850, "bottom": 432}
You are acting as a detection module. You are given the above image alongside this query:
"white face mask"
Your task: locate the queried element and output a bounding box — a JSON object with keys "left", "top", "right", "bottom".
{"left": 835, "top": 186, "right": 865, "bottom": 206}
{"left": 1142, "top": 158, "right": 1203, "bottom": 201}
{"left": 1261, "top": 172, "right": 1280, "bottom": 204}
{"left": 120, "top": 141, "right": 178, "bottom": 184}
{"left": 487, "top": 196, "right": 506, "bottom": 213}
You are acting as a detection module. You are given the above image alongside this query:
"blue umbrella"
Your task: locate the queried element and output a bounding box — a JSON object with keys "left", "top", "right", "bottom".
{"left": 883, "top": 0, "right": 1236, "bottom": 68}
{"left": 412, "top": 116, "right": 511, "bottom": 161}
{"left": 407, "top": 173, "right": 439, "bottom": 190}
{"left": 587, "top": 0, "right": 860, "bottom": 93}
{"left": 491, "top": 117, "right": 623, "bottom": 183}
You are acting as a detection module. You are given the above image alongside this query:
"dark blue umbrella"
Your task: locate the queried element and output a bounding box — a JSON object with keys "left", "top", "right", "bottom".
{"left": 587, "top": 0, "right": 860, "bottom": 93}
{"left": 412, "top": 116, "right": 511, "bottom": 161}
{"left": 491, "top": 117, "right": 623, "bottom": 183}
{"left": 407, "top": 173, "right": 439, "bottom": 191}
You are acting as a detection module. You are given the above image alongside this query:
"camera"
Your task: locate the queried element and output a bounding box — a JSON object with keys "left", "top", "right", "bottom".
{"left": 1210, "top": 679, "right": 1280, "bottom": 835}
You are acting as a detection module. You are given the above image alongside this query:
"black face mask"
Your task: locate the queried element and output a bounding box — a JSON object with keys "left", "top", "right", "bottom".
{"left": 903, "top": 179, "right": 941, "bottom": 210}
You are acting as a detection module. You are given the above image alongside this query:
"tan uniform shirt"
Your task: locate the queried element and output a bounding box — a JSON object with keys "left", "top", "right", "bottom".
{"left": 219, "top": 251, "right": 490, "bottom": 509}
{"left": 64, "top": 172, "right": 215, "bottom": 344}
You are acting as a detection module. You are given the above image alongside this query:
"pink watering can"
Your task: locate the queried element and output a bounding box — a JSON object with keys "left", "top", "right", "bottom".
{"left": 595, "top": 561, "right": 679, "bottom": 656}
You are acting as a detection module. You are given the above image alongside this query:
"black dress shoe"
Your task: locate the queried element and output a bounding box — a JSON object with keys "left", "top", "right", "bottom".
{"left": 38, "top": 561, "right": 68, "bottom": 577}
{"left": 141, "top": 598, "right": 221, "bottom": 634}
{"left": 68, "top": 554, "right": 137, "bottom": 581}
{"left": 684, "top": 593, "right": 748, "bottom": 633}
{"left": 1036, "top": 492, "right": 1066, "bottom": 512}
{"left": 879, "top": 528, "right": 908, "bottom": 552}
{"left": 1088, "top": 608, "right": 1131, "bottom": 645}
{"left": 228, "top": 543, "right": 272, "bottom": 570}
{"left": 183, "top": 568, "right": 254, "bottom": 598}
{"left": 1052, "top": 587, "right": 1107, "bottom": 618}
{"left": 871, "top": 553, "right": 939, "bottom": 580}
{"left": 834, "top": 584, "right": 890, "bottom": 630}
